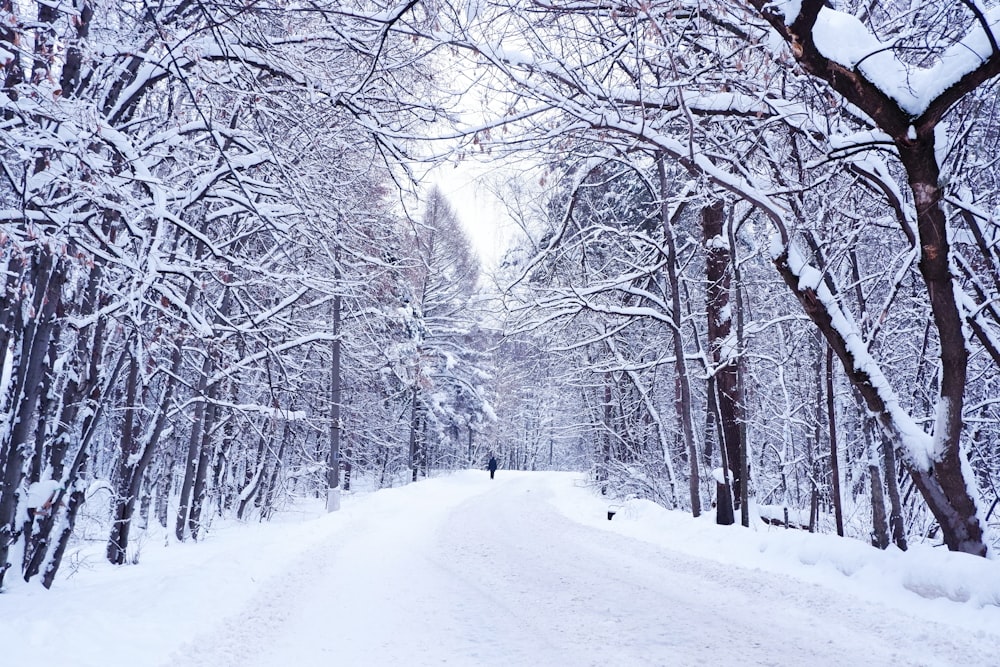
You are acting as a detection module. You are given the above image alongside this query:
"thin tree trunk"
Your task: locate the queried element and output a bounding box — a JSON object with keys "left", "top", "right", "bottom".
{"left": 730, "top": 217, "right": 751, "bottom": 527}
{"left": 809, "top": 340, "right": 821, "bottom": 533}
{"left": 106, "top": 350, "right": 142, "bottom": 564}
{"left": 213, "top": 382, "right": 239, "bottom": 514}
{"left": 188, "top": 279, "right": 237, "bottom": 539}
{"left": 327, "top": 292, "right": 342, "bottom": 511}
{"left": 139, "top": 469, "right": 153, "bottom": 532}
{"left": 189, "top": 385, "right": 218, "bottom": 541}
{"left": 155, "top": 452, "right": 173, "bottom": 529}
{"left": 343, "top": 444, "right": 353, "bottom": 492}
{"left": 110, "top": 336, "right": 184, "bottom": 546}
{"left": 0, "top": 260, "right": 24, "bottom": 391}
{"left": 658, "top": 156, "right": 700, "bottom": 517}
{"left": 601, "top": 372, "right": 612, "bottom": 495}
{"left": 409, "top": 385, "right": 420, "bottom": 483}
{"left": 20, "top": 290, "right": 61, "bottom": 571}
{"left": 237, "top": 432, "right": 269, "bottom": 520}
{"left": 175, "top": 355, "right": 212, "bottom": 541}
{"left": 826, "top": 346, "right": 844, "bottom": 537}
{"left": 881, "top": 433, "right": 907, "bottom": 551}
{"left": 260, "top": 422, "right": 290, "bottom": 520}
{"left": 869, "top": 457, "right": 891, "bottom": 550}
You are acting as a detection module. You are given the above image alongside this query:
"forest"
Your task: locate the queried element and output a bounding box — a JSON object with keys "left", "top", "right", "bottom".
{"left": 1, "top": 0, "right": 999, "bottom": 592}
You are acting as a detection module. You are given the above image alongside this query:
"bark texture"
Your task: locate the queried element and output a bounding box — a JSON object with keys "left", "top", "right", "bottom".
{"left": 703, "top": 200, "right": 742, "bottom": 521}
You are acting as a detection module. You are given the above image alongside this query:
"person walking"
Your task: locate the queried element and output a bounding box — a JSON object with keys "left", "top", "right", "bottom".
{"left": 488, "top": 455, "right": 498, "bottom": 480}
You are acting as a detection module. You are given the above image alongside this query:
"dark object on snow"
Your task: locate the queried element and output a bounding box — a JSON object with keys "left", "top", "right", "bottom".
{"left": 607, "top": 510, "right": 616, "bottom": 521}
{"left": 488, "top": 455, "right": 498, "bottom": 479}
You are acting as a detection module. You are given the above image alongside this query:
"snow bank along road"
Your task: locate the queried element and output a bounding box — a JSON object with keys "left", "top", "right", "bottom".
{"left": 166, "top": 471, "right": 998, "bottom": 667}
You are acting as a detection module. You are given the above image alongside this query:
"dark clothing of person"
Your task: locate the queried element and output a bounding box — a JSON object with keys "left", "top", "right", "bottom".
{"left": 488, "top": 456, "right": 498, "bottom": 480}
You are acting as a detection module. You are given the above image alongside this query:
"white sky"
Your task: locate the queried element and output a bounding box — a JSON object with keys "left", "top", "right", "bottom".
{"left": 428, "top": 157, "right": 517, "bottom": 272}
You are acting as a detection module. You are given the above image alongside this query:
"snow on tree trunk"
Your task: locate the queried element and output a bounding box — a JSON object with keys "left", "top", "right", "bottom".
{"left": 658, "top": 158, "right": 700, "bottom": 517}
{"left": 703, "top": 200, "right": 742, "bottom": 524}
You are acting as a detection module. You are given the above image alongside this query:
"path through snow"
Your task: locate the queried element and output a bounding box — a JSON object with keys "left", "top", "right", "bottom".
{"left": 163, "top": 472, "right": 999, "bottom": 667}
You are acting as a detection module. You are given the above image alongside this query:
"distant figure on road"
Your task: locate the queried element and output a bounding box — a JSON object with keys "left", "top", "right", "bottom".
{"left": 488, "top": 455, "right": 498, "bottom": 480}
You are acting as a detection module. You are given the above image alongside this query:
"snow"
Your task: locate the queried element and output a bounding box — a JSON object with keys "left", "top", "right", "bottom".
{"left": 705, "top": 233, "right": 727, "bottom": 251}
{"left": 935, "top": 121, "right": 951, "bottom": 171}
{"left": 17, "top": 480, "right": 63, "bottom": 531}
{"left": 4, "top": 471, "right": 999, "bottom": 666}
{"left": 932, "top": 396, "right": 955, "bottom": 460}
{"left": 757, "top": 503, "right": 811, "bottom": 528}
{"left": 796, "top": 263, "right": 823, "bottom": 291}
{"left": 771, "top": 0, "right": 803, "bottom": 25}
{"left": 717, "top": 302, "right": 732, "bottom": 326}
{"left": 811, "top": 6, "right": 1000, "bottom": 117}
{"left": 718, "top": 330, "right": 738, "bottom": 363}
{"left": 0, "top": 342, "right": 12, "bottom": 417}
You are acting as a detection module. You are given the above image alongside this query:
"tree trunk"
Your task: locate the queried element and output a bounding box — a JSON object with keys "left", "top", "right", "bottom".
{"left": 826, "top": 346, "right": 844, "bottom": 537}
{"left": 658, "top": 157, "right": 700, "bottom": 517}
{"left": 138, "top": 469, "right": 153, "bottom": 532}
{"left": 260, "top": 422, "right": 289, "bottom": 520}
{"left": 703, "top": 200, "right": 741, "bottom": 524}
{"left": 237, "top": 432, "right": 269, "bottom": 520}
{"left": 107, "top": 350, "right": 142, "bottom": 564}
{"left": 730, "top": 218, "right": 751, "bottom": 527}
{"left": 809, "top": 342, "right": 821, "bottom": 534}
{"left": 409, "top": 385, "right": 420, "bottom": 483}
{"left": 213, "top": 381, "right": 239, "bottom": 514}
{"left": 0, "top": 260, "right": 24, "bottom": 390}
{"left": 21, "top": 324, "right": 59, "bottom": 567}
{"left": 774, "top": 242, "right": 985, "bottom": 554}
{"left": 155, "top": 453, "right": 173, "bottom": 529}
{"left": 175, "top": 354, "right": 212, "bottom": 541}
{"left": 897, "top": 142, "right": 982, "bottom": 554}
{"left": 41, "top": 483, "right": 86, "bottom": 589}
{"left": 881, "top": 432, "right": 907, "bottom": 551}
{"left": 601, "top": 372, "right": 612, "bottom": 495}
{"left": 189, "top": 385, "right": 218, "bottom": 541}
{"left": 327, "top": 292, "right": 342, "bottom": 511}
{"left": 343, "top": 445, "right": 353, "bottom": 492}
{"left": 869, "top": 456, "right": 891, "bottom": 550}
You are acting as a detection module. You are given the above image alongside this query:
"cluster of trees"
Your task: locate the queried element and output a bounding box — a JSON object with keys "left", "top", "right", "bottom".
{"left": 0, "top": 1, "right": 499, "bottom": 589}
{"left": 3, "top": 0, "right": 998, "bottom": 594}
{"left": 419, "top": 0, "right": 1000, "bottom": 556}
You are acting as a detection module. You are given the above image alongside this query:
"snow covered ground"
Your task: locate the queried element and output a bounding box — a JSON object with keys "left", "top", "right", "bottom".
{"left": 4, "top": 471, "right": 999, "bottom": 666}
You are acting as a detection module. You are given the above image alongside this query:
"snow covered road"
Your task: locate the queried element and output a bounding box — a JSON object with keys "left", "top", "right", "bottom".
{"left": 162, "top": 472, "right": 999, "bottom": 667}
